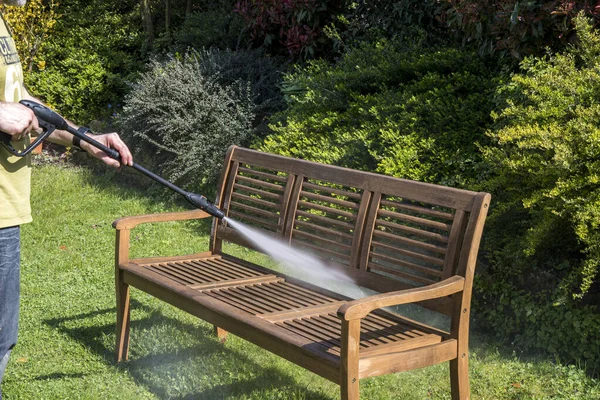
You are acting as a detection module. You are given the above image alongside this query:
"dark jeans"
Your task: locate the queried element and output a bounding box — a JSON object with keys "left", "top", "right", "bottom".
{"left": 0, "top": 226, "right": 20, "bottom": 400}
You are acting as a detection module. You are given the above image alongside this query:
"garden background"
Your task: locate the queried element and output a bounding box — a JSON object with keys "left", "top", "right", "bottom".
{"left": 2, "top": 0, "right": 600, "bottom": 398}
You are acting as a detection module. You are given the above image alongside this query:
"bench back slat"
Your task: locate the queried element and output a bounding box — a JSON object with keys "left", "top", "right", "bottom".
{"left": 212, "top": 146, "right": 490, "bottom": 316}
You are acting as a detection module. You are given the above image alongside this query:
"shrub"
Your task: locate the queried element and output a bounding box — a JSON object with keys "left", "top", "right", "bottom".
{"left": 116, "top": 51, "right": 257, "bottom": 192}
{"left": 234, "top": 0, "right": 343, "bottom": 60}
{"left": 0, "top": 0, "right": 59, "bottom": 73}
{"left": 259, "top": 39, "right": 498, "bottom": 187}
{"left": 186, "top": 48, "right": 286, "bottom": 130}
{"left": 336, "top": 0, "right": 450, "bottom": 47}
{"left": 24, "top": 0, "right": 143, "bottom": 123}
{"left": 171, "top": 9, "right": 248, "bottom": 53}
{"left": 475, "top": 13, "right": 600, "bottom": 369}
{"left": 442, "top": 0, "right": 600, "bottom": 59}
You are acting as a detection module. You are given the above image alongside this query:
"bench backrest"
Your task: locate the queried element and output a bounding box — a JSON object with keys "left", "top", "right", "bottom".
{"left": 210, "top": 146, "right": 490, "bottom": 315}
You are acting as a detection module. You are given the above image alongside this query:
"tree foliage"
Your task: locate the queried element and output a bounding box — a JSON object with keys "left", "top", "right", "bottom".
{"left": 475, "top": 13, "right": 600, "bottom": 367}
{"left": 260, "top": 39, "right": 497, "bottom": 187}
{"left": 0, "top": 0, "right": 59, "bottom": 72}
{"left": 442, "top": 0, "right": 600, "bottom": 59}
{"left": 24, "top": 0, "right": 144, "bottom": 123}
{"left": 234, "top": 0, "right": 343, "bottom": 60}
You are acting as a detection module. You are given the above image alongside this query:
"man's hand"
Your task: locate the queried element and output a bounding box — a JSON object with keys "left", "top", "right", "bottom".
{"left": 0, "top": 101, "right": 40, "bottom": 141}
{"left": 81, "top": 132, "right": 133, "bottom": 168}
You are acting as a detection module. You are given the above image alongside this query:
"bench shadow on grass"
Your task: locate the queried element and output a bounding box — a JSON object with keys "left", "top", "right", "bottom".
{"left": 43, "top": 299, "right": 332, "bottom": 400}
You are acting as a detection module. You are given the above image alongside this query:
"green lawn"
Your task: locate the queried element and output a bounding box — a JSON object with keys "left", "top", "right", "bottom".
{"left": 2, "top": 162, "right": 599, "bottom": 399}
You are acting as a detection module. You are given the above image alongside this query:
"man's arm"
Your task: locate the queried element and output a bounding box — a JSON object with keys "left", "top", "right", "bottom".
{"left": 22, "top": 88, "right": 133, "bottom": 168}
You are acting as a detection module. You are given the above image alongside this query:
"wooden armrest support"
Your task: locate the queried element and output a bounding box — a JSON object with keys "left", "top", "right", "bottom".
{"left": 337, "top": 276, "right": 465, "bottom": 321}
{"left": 112, "top": 209, "right": 211, "bottom": 230}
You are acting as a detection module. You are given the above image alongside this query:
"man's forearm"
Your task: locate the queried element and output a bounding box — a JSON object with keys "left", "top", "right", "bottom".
{"left": 21, "top": 88, "right": 133, "bottom": 167}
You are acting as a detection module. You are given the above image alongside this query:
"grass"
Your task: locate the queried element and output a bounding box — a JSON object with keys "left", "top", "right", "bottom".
{"left": 2, "top": 161, "right": 600, "bottom": 399}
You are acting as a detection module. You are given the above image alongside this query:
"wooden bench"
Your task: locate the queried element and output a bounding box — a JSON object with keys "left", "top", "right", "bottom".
{"left": 113, "top": 145, "right": 491, "bottom": 399}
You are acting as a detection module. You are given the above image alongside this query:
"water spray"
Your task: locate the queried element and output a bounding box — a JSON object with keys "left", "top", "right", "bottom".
{"left": 0, "top": 100, "right": 225, "bottom": 219}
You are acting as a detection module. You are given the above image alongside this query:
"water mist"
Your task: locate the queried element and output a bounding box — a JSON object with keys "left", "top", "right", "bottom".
{"left": 224, "top": 217, "right": 369, "bottom": 300}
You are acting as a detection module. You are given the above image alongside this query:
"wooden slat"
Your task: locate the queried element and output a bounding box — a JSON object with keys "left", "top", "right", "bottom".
{"left": 228, "top": 210, "right": 280, "bottom": 230}
{"left": 190, "top": 275, "right": 282, "bottom": 290}
{"left": 370, "top": 240, "right": 445, "bottom": 266}
{"left": 236, "top": 175, "right": 285, "bottom": 191}
{"left": 145, "top": 265, "right": 192, "bottom": 285}
{"left": 134, "top": 251, "right": 215, "bottom": 266}
{"left": 295, "top": 210, "right": 355, "bottom": 229}
{"left": 292, "top": 230, "right": 352, "bottom": 252}
{"left": 233, "top": 182, "right": 283, "bottom": 201}
{"left": 350, "top": 191, "right": 372, "bottom": 270}
{"left": 377, "top": 208, "right": 452, "bottom": 232}
{"left": 254, "top": 283, "right": 318, "bottom": 308}
{"left": 292, "top": 240, "right": 351, "bottom": 263}
{"left": 368, "top": 251, "right": 443, "bottom": 279}
{"left": 205, "top": 289, "right": 272, "bottom": 315}
{"left": 300, "top": 190, "right": 359, "bottom": 210}
{"left": 358, "top": 340, "right": 458, "bottom": 379}
{"left": 372, "top": 230, "right": 447, "bottom": 255}
{"left": 380, "top": 199, "right": 454, "bottom": 220}
{"left": 180, "top": 261, "right": 237, "bottom": 281}
{"left": 368, "top": 263, "right": 438, "bottom": 286}
{"left": 209, "top": 257, "right": 266, "bottom": 277}
{"left": 376, "top": 218, "right": 449, "bottom": 243}
{"left": 186, "top": 260, "right": 251, "bottom": 280}
{"left": 443, "top": 210, "right": 467, "bottom": 280}
{"left": 253, "top": 282, "right": 316, "bottom": 307}
{"left": 238, "top": 166, "right": 287, "bottom": 183}
{"left": 302, "top": 181, "right": 362, "bottom": 199}
{"left": 226, "top": 201, "right": 280, "bottom": 220}
{"left": 230, "top": 286, "right": 288, "bottom": 312}
{"left": 293, "top": 219, "right": 354, "bottom": 241}
{"left": 297, "top": 200, "right": 356, "bottom": 219}
{"left": 250, "top": 285, "right": 311, "bottom": 309}
{"left": 359, "top": 334, "right": 442, "bottom": 358}
{"left": 231, "top": 192, "right": 280, "bottom": 210}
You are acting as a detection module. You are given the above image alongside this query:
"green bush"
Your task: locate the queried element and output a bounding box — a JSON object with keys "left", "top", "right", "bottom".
{"left": 116, "top": 51, "right": 257, "bottom": 192}
{"left": 25, "top": 0, "right": 143, "bottom": 123}
{"left": 171, "top": 9, "right": 248, "bottom": 53}
{"left": 260, "top": 39, "right": 498, "bottom": 187}
{"left": 185, "top": 48, "right": 286, "bottom": 130}
{"left": 475, "top": 13, "right": 600, "bottom": 369}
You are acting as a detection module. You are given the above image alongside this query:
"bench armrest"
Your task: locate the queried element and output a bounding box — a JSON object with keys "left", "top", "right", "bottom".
{"left": 113, "top": 209, "right": 212, "bottom": 230}
{"left": 337, "top": 276, "right": 465, "bottom": 321}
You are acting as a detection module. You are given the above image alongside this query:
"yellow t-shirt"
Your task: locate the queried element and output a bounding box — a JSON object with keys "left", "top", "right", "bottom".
{"left": 0, "top": 14, "right": 31, "bottom": 228}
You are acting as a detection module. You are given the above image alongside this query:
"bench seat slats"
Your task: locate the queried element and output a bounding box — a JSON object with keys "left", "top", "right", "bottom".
{"left": 124, "top": 255, "right": 449, "bottom": 369}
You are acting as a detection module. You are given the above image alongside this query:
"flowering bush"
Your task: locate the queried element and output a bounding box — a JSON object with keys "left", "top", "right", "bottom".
{"left": 234, "top": 0, "right": 342, "bottom": 60}
{"left": 442, "top": 0, "right": 600, "bottom": 59}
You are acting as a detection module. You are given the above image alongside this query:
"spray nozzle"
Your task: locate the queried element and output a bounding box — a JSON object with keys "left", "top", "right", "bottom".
{"left": 185, "top": 193, "right": 225, "bottom": 219}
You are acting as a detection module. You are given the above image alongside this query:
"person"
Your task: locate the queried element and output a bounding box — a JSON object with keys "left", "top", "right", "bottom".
{"left": 0, "top": 2, "right": 133, "bottom": 398}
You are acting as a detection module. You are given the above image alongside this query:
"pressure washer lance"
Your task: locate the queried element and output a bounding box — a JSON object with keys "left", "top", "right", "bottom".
{"left": 0, "top": 100, "right": 225, "bottom": 220}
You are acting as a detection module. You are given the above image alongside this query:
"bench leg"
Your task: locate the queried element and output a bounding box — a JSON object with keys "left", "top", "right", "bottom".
{"left": 450, "top": 353, "right": 470, "bottom": 400}
{"left": 116, "top": 275, "right": 131, "bottom": 362}
{"left": 340, "top": 319, "right": 360, "bottom": 400}
{"left": 214, "top": 326, "right": 228, "bottom": 343}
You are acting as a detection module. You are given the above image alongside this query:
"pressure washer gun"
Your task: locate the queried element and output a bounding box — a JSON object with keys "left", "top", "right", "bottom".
{"left": 0, "top": 100, "right": 225, "bottom": 220}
